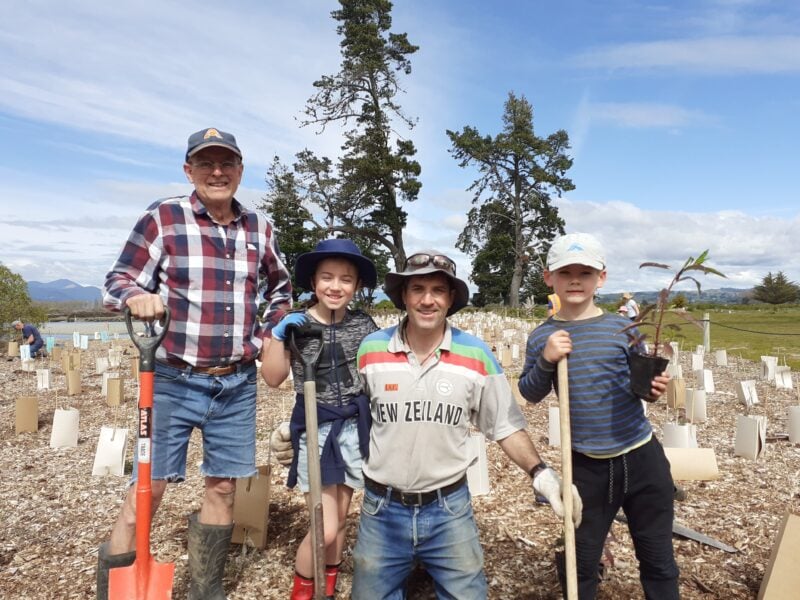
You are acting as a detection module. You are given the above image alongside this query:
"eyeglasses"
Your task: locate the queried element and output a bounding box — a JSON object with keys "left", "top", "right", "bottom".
{"left": 405, "top": 253, "right": 456, "bottom": 276}
{"left": 190, "top": 160, "right": 241, "bottom": 173}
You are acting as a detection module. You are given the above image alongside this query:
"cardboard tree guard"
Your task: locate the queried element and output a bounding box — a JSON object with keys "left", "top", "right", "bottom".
{"left": 466, "top": 432, "right": 490, "bottom": 496}
{"left": 663, "top": 447, "right": 720, "bottom": 481}
{"left": 758, "top": 512, "right": 800, "bottom": 599}
{"left": 16, "top": 396, "right": 39, "bottom": 434}
{"left": 232, "top": 465, "right": 272, "bottom": 549}
{"left": 734, "top": 414, "right": 767, "bottom": 461}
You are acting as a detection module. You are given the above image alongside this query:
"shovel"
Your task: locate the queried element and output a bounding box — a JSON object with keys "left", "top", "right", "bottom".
{"left": 558, "top": 358, "right": 578, "bottom": 600}
{"left": 287, "top": 323, "right": 327, "bottom": 600}
{"left": 109, "top": 307, "right": 175, "bottom": 599}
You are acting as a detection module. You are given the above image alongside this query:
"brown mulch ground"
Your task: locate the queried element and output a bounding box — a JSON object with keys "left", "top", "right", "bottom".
{"left": 2, "top": 318, "right": 799, "bottom": 599}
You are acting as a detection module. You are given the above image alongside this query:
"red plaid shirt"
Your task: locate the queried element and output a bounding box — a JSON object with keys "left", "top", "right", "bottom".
{"left": 103, "top": 193, "right": 292, "bottom": 366}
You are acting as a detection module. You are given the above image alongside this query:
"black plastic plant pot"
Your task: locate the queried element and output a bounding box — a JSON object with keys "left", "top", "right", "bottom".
{"left": 629, "top": 352, "right": 670, "bottom": 400}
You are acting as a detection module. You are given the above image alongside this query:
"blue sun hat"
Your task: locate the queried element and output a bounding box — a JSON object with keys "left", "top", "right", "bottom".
{"left": 294, "top": 238, "right": 378, "bottom": 291}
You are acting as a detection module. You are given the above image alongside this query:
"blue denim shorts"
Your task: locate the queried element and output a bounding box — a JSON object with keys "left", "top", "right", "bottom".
{"left": 296, "top": 417, "right": 364, "bottom": 492}
{"left": 131, "top": 361, "right": 258, "bottom": 483}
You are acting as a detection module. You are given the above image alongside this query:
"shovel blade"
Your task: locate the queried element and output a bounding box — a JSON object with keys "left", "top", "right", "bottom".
{"left": 109, "top": 557, "right": 175, "bottom": 600}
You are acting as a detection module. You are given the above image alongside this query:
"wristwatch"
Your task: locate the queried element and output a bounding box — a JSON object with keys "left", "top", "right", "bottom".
{"left": 529, "top": 461, "right": 549, "bottom": 479}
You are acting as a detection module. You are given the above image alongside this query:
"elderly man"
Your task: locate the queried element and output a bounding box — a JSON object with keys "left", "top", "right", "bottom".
{"left": 350, "top": 250, "right": 582, "bottom": 599}
{"left": 12, "top": 319, "right": 45, "bottom": 357}
{"left": 98, "top": 128, "right": 292, "bottom": 599}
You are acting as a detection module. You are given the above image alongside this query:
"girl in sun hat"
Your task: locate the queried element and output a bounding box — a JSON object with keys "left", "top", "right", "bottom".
{"left": 262, "top": 238, "right": 378, "bottom": 600}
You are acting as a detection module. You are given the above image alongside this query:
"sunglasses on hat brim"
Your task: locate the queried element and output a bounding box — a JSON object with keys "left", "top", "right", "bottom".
{"left": 404, "top": 254, "right": 457, "bottom": 276}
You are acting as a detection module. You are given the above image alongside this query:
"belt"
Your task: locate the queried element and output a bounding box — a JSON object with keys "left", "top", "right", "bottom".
{"left": 161, "top": 357, "right": 254, "bottom": 376}
{"left": 364, "top": 475, "right": 467, "bottom": 507}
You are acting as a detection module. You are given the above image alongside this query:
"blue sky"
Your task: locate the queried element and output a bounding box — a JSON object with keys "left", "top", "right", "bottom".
{"left": 1, "top": 0, "right": 799, "bottom": 298}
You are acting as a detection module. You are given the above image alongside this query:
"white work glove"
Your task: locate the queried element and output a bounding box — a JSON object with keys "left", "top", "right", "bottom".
{"left": 533, "top": 467, "right": 583, "bottom": 528}
{"left": 270, "top": 422, "right": 293, "bottom": 466}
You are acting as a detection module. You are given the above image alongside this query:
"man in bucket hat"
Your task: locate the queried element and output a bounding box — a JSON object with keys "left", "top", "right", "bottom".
{"left": 350, "top": 249, "right": 582, "bottom": 599}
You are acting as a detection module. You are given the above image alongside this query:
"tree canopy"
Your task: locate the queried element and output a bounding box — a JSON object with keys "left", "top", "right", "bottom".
{"left": 1, "top": 263, "right": 47, "bottom": 335}
{"left": 260, "top": 155, "right": 392, "bottom": 307}
{"left": 448, "top": 91, "right": 571, "bottom": 307}
{"left": 261, "top": 157, "right": 324, "bottom": 302}
{"left": 751, "top": 271, "right": 800, "bottom": 305}
{"left": 293, "top": 0, "right": 421, "bottom": 270}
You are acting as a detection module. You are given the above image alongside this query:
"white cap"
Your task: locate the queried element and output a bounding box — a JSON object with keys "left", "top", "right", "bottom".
{"left": 547, "top": 233, "right": 605, "bottom": 271}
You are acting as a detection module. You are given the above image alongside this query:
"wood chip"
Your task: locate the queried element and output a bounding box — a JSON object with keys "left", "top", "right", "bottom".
{"left": 1, "top": 331, "right": 798, "bottom": 598}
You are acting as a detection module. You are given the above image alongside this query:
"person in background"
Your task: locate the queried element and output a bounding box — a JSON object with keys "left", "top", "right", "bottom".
{"left": 622, "top": 291, "right": 639, "bottom": 320}
{"left": 519, "top": 233, "right": 677, "bottom": 599}
{"left": 11, "top": 319, "right": 45, "bottom": 358}
{"left": 98, "top": 127, "right": 292, "bottom": 600}
{"left": 547, "top": 292, "right": 561, "bottom": 318}
{"left": 262, "top": 238, "right": 378, "bottom": 600}
{"left": 350, "top": 249, "right": 582, "bottom": 599}
{"left": 12, "top": 320, "right": 45, "bottom": 357}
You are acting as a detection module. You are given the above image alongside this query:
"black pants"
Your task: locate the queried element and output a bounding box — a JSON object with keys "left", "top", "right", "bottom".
{"left": 572, "top": 438, "right": 680, "bottom": 599}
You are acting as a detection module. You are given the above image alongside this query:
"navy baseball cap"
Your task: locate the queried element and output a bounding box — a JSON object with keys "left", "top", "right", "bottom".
{"left": 185, "top": 128, "right": 242, "bottom": 161}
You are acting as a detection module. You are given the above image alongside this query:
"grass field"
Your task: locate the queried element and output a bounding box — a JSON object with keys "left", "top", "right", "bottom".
{"left": 644, "top": 306, "right": 800, "bottom": 370}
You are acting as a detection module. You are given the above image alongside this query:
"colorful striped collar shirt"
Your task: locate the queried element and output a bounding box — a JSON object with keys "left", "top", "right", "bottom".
{"left": 103, "top": 193, "right": 292, "bottom": 366}
{"left": 357, "top": 318, "right": 526, "bottom": 490}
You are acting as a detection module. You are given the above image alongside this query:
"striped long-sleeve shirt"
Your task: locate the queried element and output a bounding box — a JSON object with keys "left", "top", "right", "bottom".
{"left": 518, "top": 312, "right": 652, "bottom": 456}
{"left": 103, "top": 193, "right": 292, "bottom": 366}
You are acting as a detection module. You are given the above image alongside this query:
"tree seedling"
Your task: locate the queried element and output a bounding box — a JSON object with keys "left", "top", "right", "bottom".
{"left": 621, "top": 250, "right": 726, "bottom": 358}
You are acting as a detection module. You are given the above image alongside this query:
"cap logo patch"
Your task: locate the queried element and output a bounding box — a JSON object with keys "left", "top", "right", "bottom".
{"left": 567, "top": 243, "right": 585, "bottom": 252}
{"left": 203, "top": 128, "right": 222, "bottom": 140}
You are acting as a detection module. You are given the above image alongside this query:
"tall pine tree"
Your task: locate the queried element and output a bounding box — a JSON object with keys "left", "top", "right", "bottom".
{"left": 299, "top": 0, "right": 421, "bottom": 269}
{"left": 448, "top": 92, "right": 571, "bottom": 307}
{"left": 751, "top": 271, "right": 800, "bottom": 305}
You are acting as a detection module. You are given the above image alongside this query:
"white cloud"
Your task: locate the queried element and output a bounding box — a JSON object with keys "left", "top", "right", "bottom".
{"left": 569, "top": 97, "right": 712, "bottom": 157}
{"left": 555, "top": 197, "right": 800, "bottom": 293}
{"left": 583, "top": 102, "right": 711, "bottom": 129}
{"left": 5, "top": 174, "right": 798, "bottom": 297}
{"left": 0, "top": 0, "right": 344, "bottom": 167}
{"left": 2, "top": 1, "right": 798, "bottom": 303}
{"left": 573, "top": 35, "right": 800, "bottom": 74}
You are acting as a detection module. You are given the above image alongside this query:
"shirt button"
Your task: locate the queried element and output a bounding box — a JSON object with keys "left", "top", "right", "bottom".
{"left": 224, "top": 332, "right": 230, "bottom": 337}
{"left": 226, "top": 280, "right": 231, "bottom": 285}
{"left": 226, "top": 306, "right": 231, "bottom": 311}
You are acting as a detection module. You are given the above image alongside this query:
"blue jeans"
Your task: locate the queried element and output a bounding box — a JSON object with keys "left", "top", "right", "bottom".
{"left": 30, "top": 339, "right": 44, "bottom": 357}
{"left": 131, "top": 361, "right": 257, "bottom": 483}
{"left": 352, "top": 482, "right": 486, "bottom": 600}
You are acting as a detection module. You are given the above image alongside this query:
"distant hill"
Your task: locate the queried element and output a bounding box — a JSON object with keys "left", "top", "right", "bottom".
{"left": 27, "top": 279, "right": 103, "bottom": 303}
{"left": 598, "top": 287, "right": 752, "bottom": 305}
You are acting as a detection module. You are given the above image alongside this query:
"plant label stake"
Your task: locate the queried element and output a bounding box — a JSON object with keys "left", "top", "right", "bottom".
{"left": 558, "top": 358, "right": 578, "bottom": 599}
{"left": 288, "top": 324, "right": 326, "bottom": 600}
{"left": 109, "top": 307, "right": 174, "bottom": 599}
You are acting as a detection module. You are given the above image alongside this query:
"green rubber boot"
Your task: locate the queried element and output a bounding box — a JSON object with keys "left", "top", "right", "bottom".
{"left": 187, "top": 512, "right": 234, "bottom": 600}
{"left": 96, "top": 541, "right": 135, "bottom": 600}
